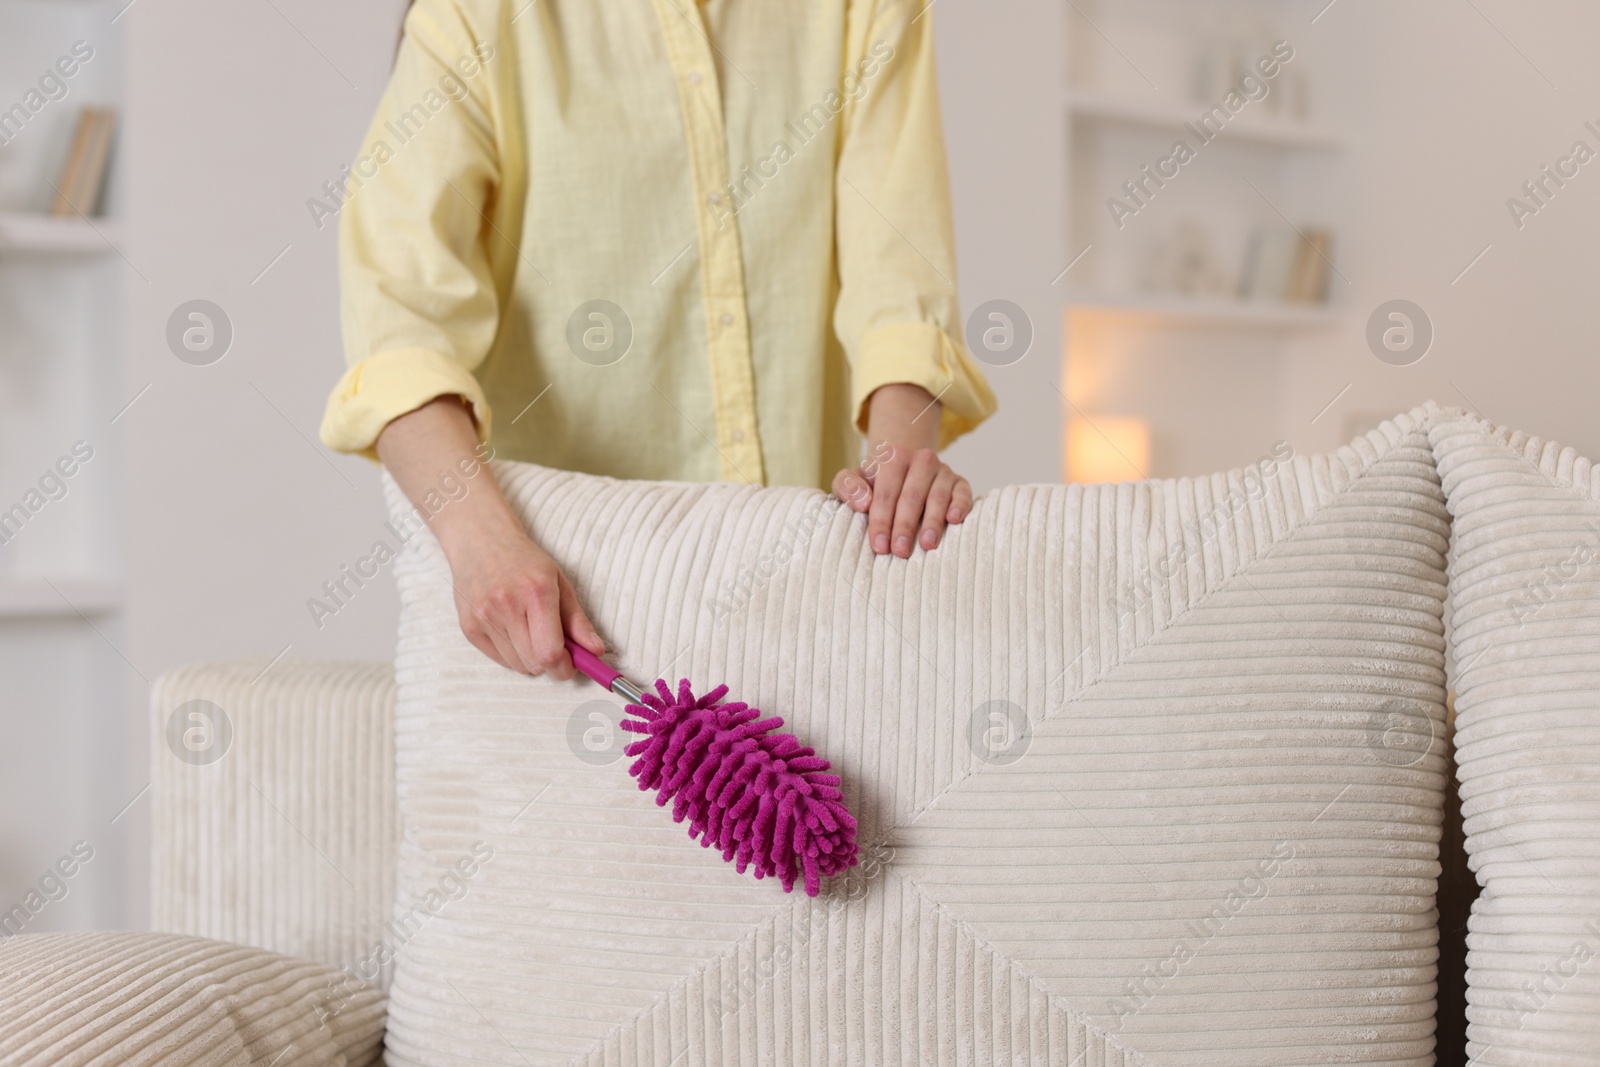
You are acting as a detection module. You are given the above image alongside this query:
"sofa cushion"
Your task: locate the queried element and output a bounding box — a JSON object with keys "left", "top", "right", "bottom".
{"left": 150, "top": 660, "right": 399, "bottom": 983}
{"left": 0, "top": 931, "right": 384, "bottom": 1066}
{"left": 382, "top": 404, "right": 1450, "bottom": 1066}
{"left": 1430, "top": 412, "right": 1600, "bottom": 1065}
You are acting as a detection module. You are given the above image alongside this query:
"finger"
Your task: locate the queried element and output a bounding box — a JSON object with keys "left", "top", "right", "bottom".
{"left": 522, "top": 579, "right": 574, "bottom": 681}
{"left": 461, "top": 614, "right": 514, "bottom": 672}
{"left": 462, "top": 577, "right": 545, "bottom": 678}
{"left": 456, "top": 590, "right": 519, "bottom": 672}
{"left": 832, "top": 467, "right": 873, "bottom": 513}
{"left": 525, "top": 607, "right": 574, "bottom": 681}
{"left": 948, "top": 478, "right": 974, "bottom": 523}
{"left": 920, "top": 467, "right": 957, "bottom": 550}
{"left": 891, "top": 450, "right": 939, "bottom": 558}
{"left": 559, "top": 572, "right": 604, "bottom": 656}
{"left": 477, "top": 607, "right": 530, "bottom": 674}
{"left": 860, "top": 441, "right": 893, "bottom": 486}
{"left": 492, "top": 595, "right": 547, "bottom": 677}
{"left": 490, "top": 624, "right": 534, "bottom": 675}
{"left": 866, "top": 452, "right": 908, "bottom": 555}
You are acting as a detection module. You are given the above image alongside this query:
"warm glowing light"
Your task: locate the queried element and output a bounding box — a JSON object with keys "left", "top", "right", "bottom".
{"left": 1065, "top": 415, "right": 1151, "bottom": 484}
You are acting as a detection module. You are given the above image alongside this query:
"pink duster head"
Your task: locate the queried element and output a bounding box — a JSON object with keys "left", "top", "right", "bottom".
{"left": 620, "top": 678, "right": 859, "bottom": 896}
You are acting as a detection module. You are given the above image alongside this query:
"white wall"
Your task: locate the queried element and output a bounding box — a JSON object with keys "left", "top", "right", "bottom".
{"left": 936, "top": 0, "right": 1068, "bottom": 488}
{"left": 1286, "top": 0, "right": 1600, "bottom": 460}
{"left": 126, "top": 0, "right": 410, "bottom": 675}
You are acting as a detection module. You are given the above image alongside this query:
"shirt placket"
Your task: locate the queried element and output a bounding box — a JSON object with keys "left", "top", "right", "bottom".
{"left": 650, "top": 0, "right": 766, "bottom": 485}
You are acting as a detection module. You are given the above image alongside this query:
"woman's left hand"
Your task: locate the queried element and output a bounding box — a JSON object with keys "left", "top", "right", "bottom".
{"left": 831, "top": 384, "right": 973, "bottom": 557}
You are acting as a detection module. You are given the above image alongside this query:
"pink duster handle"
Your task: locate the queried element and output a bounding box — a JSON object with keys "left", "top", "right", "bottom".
{"left": 565, "top": 638, "right": 620, "bottom": 689}
{"left": 565, "top": 638, "right": 646, "bottom": 702}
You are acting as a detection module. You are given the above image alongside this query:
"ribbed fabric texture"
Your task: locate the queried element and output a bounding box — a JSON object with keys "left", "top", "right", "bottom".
{"left": 151, "top": 660, "right": 399, "bottom": 983}
{"left": 382, "top": 404, "right": 1450, "bottom": 1066}
{"left": 0, "top": 932, "right": 385, "bottom": 1066}
{"left": 1430, "top": 412, "right": 1600, "bottom": 1066}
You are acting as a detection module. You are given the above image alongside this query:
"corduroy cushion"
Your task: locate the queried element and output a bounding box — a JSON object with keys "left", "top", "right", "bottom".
{"left": 1430, "top": 412, "right": 1600, "bottom": 1066}
{"left": 382, "top": 405, "right": 1450, "bottom": 1066}
{"left": 150, "top": 660, "right": 399, "bottom": 982}
{"left": 0, "top": 932, "right": 384, "bottom": 1066}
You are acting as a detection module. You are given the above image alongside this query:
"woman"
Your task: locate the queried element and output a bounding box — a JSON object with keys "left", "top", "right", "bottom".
{"left": 319, "top": 0, "right": 996, "bottom": 681}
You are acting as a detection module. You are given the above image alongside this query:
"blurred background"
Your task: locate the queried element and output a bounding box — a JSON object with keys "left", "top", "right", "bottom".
{"left": 0, "top": 0, "right": 1595, "bottom": 937}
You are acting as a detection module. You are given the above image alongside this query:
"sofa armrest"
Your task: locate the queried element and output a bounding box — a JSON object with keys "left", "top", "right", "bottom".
{"left": 151, "top": 661, "right": 397, "bottom": 983}
{"left": 0, "top": 932, "right": 384, "bottom": 1066}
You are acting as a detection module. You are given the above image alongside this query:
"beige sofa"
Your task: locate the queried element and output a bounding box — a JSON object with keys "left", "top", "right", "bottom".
{"left": 0, "top": 654, "right": 1479, "bottom": 1067}
{"left": 0, "top": 662, "right": 397, "bottom": 1067}
{"left": 37, "top": 405, "right": 1600, "bottom": 1064}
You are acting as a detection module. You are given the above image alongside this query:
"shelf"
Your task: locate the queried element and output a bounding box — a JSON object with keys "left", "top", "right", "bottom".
{"left": 0, "top": 578, "right": 122, "bottom": 619}
{"left": 1066, "top": 90, "right": 1344, "bottom": 151}
{"left": 0, "top": 212, "right": 125, "bottom": 256}
{"left": 1064, "top": 291, "right": 1341, "bottom": 331}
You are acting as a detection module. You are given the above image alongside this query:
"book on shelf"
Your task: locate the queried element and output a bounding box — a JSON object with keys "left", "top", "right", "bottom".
{"left": 1237, "top": 224, "right": 1333, "bottom": 304}
{"left": 1285, "top": 228, "right": 1333, "bottom": 303}
{"left": 50, "top": 107, "right": 117, "bottom": 218}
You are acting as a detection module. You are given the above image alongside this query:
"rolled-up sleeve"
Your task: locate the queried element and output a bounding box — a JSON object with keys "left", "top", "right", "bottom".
{"left": 832, "top": 0, "right": 997, "bottom": 450}
{"left": 319, "top": 0, "right": 505, "bottom": 459}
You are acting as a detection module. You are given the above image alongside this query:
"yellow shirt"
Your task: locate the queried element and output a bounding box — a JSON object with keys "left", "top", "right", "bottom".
{"left": 318, "top": 0, "right": 996, "bottom": 489}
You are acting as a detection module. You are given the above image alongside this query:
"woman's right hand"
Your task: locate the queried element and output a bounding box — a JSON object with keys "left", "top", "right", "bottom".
{"left": 441, "top": 516, "right": 605, "bottom": 680}
{"left": 375, "top": 395, "right": 604, "bottom": 680}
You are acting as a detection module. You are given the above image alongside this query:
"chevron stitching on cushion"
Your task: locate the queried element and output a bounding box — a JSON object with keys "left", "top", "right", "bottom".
{"left": 889, "top": 427, "right": 1447, "bottom": 1063}
{"left": 381, "top": 405, "right": 1448, "bottom": 1066}
{"left": 597, "top": 879, "right": 1158, "bottom": 1067}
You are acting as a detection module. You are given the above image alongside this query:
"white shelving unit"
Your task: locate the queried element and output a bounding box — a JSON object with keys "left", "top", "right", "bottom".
{"left": 1063, "top": 101, "right": 1343, "bottom": 327}
{"left": 1065, "top": 90, "right": 1344, "bottom": 152}
{"left": 1063, "top": 289, "right": 1340, "bottom": 331}
{"left": 1059, "top": 0, "right": 1346, "bottom": 478}
{"left": 0, "top": 577, "right": 122, "bottom": 618}
{"left": 0, "top": 0, "right": 130, "bottom": 933}
{"left": 0, "top": 211, "right": 125, "bottom": 255}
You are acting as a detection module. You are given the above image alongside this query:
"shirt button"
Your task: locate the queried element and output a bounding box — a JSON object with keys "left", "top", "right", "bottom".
{"left": 719, "top": 312, "right": 734, "bottom": 325}
{"left": 731, "top": 430, "right": 745, "bottom": 443}
{"left": 689, "top": 72, "right": 703, "bottom": 85}
{"left": 708, "top": 193, "right": 723, "bottom": 207}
